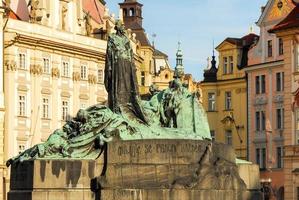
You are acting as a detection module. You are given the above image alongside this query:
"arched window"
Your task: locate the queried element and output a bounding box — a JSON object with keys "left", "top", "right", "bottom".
{"left": 123, "top": 8, "right": 128, "bottom": 17}
{"left": 129, "top": 8, "right": 135, "bottom": 16}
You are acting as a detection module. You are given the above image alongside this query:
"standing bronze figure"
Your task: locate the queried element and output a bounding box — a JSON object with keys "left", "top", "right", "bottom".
{"left": 104, "top": 20, "right": 148, "bottom": 123}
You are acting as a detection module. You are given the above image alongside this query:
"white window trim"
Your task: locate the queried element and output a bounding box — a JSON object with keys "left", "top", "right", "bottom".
{"left": 42, "top": 57, "right": 51, "bottom": 74}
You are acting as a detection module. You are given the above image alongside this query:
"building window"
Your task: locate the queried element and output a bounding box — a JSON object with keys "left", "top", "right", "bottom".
{"left": 268, "top": 40, "right": 273, "bottom": 57}
{"left": 255, "top": 76, "right": 260, "bottom": 94}
{"left": 43, "top": 58, "right": 50, "bottom": 74}
{"left": 18, "top": 95, "right": 26, "bottom": 116}
{"left": 80, "top": 65, "right": 87, "bottom": 80}
{"left": 62, "top": 100, "right": 69, "bottom": 121}
{"left": 98, "top": 69, "right": 103, "bottom": 83}
{"left": 208, "top": 92, "right": 216, "bottom": 111}
{"left": 255, "top": 111, "right": 266, "bottom": 131}
{"left": 262, "top": 148, "right": 266, "bottom": 169}
{"left": 62, "top": 61, "right": 69, "bottom": 77}
{"left": 141, "top": 71, "right": 145, "bottom": 86}
{"left": 223, "top": 57, "right": 228, "bottom": 74}
{"left": 277, "top": 147, "right": 283, "bottom": 168}
{"left": 256, "top": 148, "right": 260, "bottom": 167}
{"left": 225, "top": 91, "right": 232, "bottom": 110}
{"left": 225, "top": 130, "right": 232, "bottom": 145}
{"left": 276, "top": 72, "right": 284, "bottom": 92}
{"left": 42, "top": 98, "right": 49, "bottom": 119}
{"left": 229, "top": 56, "right": 233, "bottom": 74}
{"left": 276, "top": 108, "right": 284, "bottom": 130}
{"left": 256, "top": 148, "right": 266, "bottom": 169}
{"left": 210, "top": 130, "right": 215, "bottom": 142}
{"left": 19, "top": 53, "right": 26, "bottom": 69}
{"left": 255, "top": 75, "right": 266, "bottom": 94}
{"left": 279, "top": 38, "right": 283, "bottom": 55}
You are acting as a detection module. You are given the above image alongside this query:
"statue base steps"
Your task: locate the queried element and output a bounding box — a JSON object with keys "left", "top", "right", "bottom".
{"left": 8, "top": 140, "right": 261, "bottom": 200}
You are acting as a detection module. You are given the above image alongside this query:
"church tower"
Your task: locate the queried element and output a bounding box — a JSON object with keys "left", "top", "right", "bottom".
{"left": 175, "top": 42, "right": 184, "bottom": 76}
{"left": 119, "top": 0, "right": 143, "bottom": 30}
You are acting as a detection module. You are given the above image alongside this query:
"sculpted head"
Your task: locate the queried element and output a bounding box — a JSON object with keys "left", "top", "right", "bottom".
{"left": 115, "top": 20, "right": 126, "bottom": 35}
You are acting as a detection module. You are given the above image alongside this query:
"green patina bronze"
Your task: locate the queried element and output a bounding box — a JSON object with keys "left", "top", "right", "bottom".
{"left": 6, "top": 20, "right": 211, "bottom": 166}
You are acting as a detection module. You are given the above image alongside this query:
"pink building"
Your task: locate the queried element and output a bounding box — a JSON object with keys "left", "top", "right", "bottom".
{"left": 245, "top": 0, "right": 296, "bottom": 199}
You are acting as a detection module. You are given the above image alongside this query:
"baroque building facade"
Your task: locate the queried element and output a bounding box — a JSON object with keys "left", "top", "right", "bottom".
{"left": 270, "top": 2, "right": 299, "bottom": 199}
{"left": 201, "top": 33, "right": 258, "bottom": 160}
{"left": 0, "top": 0, "right": 122, "bottom": 198}
{"left": 245, "top": 0, "right": 296, "bottom": 199}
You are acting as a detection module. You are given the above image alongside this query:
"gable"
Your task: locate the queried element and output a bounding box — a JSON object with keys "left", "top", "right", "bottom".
{"left": 216, "top": 41, "right": 237, "bottom": 52}
{"left": 257, "top": 0, "right": 295, "bottom": 25}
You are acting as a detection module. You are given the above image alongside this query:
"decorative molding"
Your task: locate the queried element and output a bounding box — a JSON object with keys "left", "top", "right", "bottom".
{"left": 79, "top": 94, "right": 89, "bottom": 100}
{"left": 17, "top": 85, "right": 29, "bottom": 92}
{"left": 273, "top": 95, "right": 284, "bottom": 103}
{"left": 235, "top": 88, "right": 241, "bottom": 94}
{"left": 72, "top": 72, "right": 80, "bottom": 81}
{"left": 30, "top": 64, "right": 43, "bottom": 75}
{"left": 5, "top": 60, "right": 17, "bottom": 71}
{"left": 254, "top": 96, "right": 268, "bottom": 106}
{"left": 88, "top": 74, "right": 97, "bottom": 84}
{"left": 61, "top": 91, "right": 71, "bottom": 98}
{"left": 41, "top": 88, "right": 51, "bottom": 95}
{"left": 51, "top": 67, "right": 60, "bottom": 78}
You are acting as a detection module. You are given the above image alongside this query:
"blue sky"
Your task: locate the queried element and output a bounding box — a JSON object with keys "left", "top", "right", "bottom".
{"left": 106, "top": 0, "right": 268, "bottom": 81}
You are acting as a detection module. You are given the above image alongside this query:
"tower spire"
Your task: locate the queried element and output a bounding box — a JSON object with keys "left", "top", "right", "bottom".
{"left": 175, "top": 41, "right": 184, "bottom": 78}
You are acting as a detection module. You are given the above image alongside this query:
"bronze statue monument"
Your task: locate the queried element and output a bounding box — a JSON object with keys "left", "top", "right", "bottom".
{"left": 7, "top": 20, "right": 260, "bottom": 200}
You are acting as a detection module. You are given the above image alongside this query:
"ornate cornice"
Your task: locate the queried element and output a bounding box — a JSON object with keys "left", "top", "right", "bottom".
{"left": 13, "top": 34, "right": 106, "bottom": 60}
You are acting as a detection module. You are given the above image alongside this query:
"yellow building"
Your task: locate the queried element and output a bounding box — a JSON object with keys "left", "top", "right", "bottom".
{"left": 201, "top": 34, "right": 258, "bottom": 160}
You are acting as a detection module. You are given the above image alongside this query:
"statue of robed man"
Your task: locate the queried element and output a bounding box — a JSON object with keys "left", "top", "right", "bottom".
{"left": 104, "top": 20, "right": 148, "bottom": 124}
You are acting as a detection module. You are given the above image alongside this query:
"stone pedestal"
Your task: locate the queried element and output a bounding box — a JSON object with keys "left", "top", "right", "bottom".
{"left": 8, "top": 140, "right": 261, "bottom": 200}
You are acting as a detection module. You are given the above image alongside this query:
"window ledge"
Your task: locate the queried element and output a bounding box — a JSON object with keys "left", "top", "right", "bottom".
{"left": 17, "top": 115, "right": 28, "bottom": 119}
{"left": 207, "top": 110, "right": 218, "bottom": 113}
{"left": 41, "top": 118, "right": 51, "bottom": 121}
{"left": 223, "top": 109, "right": 233, "bottom": 111}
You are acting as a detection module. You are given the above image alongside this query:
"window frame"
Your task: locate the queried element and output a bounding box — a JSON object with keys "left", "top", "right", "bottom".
{"left": 42, "top": 97, "right": 50, "bottom": 119}
{"left": 80, "top": 65, "right": 88, "bottom": 80}
{"left": 268, "top": 40, "right": 273, "bottom": 57}
{"left": 98, "top": 69, "right": 104, "bottom": 83}
{"left": 62, "top": 61, "right": 70, "bottom": 77}
{"left": 62, "top": 100, "right": 69, "bottom": 121}
{"left": 223, "top": 57, "right": 228, "bottom": 74}
{"left": 18, "top": 95, "right": 26, "bottom": 117}
{"left": 225, "top": 130, "right": 232, "bottom": 145}
{"left": 208, "top": 92, "right": 216, "bottom": 111}
{"left": 225, "top": 91, "right": 232, "bottom": 110}
{"left": 18, "top": 53, "right": 26, "bottom": 70}
{"left": 43, "top": 57, "right": 51, "bottom": 74}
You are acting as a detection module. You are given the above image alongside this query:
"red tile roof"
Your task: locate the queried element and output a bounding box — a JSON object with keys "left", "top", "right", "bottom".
{"left": 10, "top": 0, "right": 29, "bottom": 21}
{"left": 269, "top": 5, "right": 299, "bottom": 33}
{"left": 82, "top": 0, "right": 105, "bottom": 24}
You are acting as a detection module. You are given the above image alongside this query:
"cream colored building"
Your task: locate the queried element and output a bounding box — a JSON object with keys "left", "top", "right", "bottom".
{"left": 0, "top": 0, "right": 121, "bottom": 198}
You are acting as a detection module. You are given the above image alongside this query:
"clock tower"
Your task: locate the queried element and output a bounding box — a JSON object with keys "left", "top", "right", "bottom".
{"left": 119, "top": 0, "right": 143, "bottom": 30}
